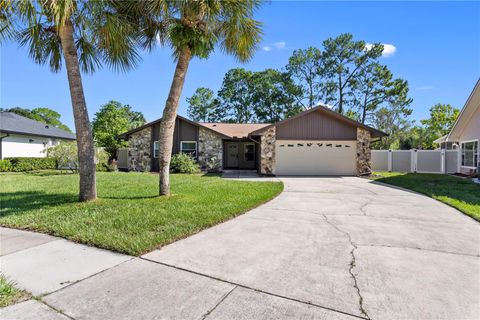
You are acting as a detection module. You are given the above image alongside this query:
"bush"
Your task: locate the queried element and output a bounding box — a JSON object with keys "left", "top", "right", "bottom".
{"left": 5, "top": 157, "right": 57, "bottom": 172}
{"left": 46, "top": 141, "right": 78, "bottom": 172}
{"left": 95, "top": 148, "right": 116, "bottom": 172}
{"left": 170, "top": 153, "right": 200, "bottom": 174}
{"left": 0, "top": 159, "right": 13, "bottom": 172}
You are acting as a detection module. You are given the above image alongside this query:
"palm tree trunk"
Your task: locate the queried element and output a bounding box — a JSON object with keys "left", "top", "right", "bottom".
{"left": 59, "top": 21, "right": 96, "bottom": 201}
{"left": 159, "top": 46, "right": 192, "bottom": 196}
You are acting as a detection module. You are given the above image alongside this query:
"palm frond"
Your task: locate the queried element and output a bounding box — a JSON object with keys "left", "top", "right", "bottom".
{"left": 17, "top": 21, "right": 62, "bottom": 72}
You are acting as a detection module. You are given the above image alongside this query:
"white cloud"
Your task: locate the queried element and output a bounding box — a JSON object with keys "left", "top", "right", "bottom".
{"left": 415, "top": 85, "right": 435, "bottom": 92}
{"left": 273, "top": 41, "right": 286, "bottom": 49}
{"left": 366, "top": 43, "right": 397, "bottom": 58}
{"left": 263, "top": 41, "right": 287, "bottom": 52}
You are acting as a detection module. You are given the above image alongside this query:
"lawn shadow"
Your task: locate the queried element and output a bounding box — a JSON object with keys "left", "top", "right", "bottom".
{"left": 0, "top": 191, "right": 77, "bottom": 217}
{"left": 25, "top": 170, "right": 75, "bottom": 177}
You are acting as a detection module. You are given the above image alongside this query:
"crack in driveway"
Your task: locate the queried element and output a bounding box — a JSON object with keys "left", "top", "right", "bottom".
{"left": 322, "top": 214, "right": 370, "bottom": 319}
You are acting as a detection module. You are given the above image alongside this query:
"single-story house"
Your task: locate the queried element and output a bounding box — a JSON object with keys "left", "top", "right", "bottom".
{"left": 0, "top": 112, "right": 76, "bottom": 159}
{"left": 118, "top": 105, "right": 387, "bottom": 176}
{"left": 439, "top": 79, "right": 479, "bottom": 175}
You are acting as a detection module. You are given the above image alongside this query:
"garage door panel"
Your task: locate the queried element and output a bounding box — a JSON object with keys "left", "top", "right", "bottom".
{"left": 275, "top": 140, "right": 357, "bottom": 176}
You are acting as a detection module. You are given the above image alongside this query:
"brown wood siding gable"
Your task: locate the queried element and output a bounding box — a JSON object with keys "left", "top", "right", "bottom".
{"left": 276, "top": 110, "right": 357, "bottom": 140}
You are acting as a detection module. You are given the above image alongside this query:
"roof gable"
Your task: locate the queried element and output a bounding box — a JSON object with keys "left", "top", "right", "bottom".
{"left": 249, "top": 105, "right": 387, "bottom": 138}
{"left": 118, "top": 115, "right": 231, "bottom": 139}
{"left": 0, "top": 112, "right": 75, "bottom": 140}
{"left": 447, "top": 79, "right": 480, "bottom": 141}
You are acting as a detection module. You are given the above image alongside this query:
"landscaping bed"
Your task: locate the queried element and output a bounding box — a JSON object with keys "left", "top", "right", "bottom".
{"left": 0, "top": 172, "right": 283, "bottom": 255}
{"left": 371, "top": 172, "right": 480, "bottom": 221}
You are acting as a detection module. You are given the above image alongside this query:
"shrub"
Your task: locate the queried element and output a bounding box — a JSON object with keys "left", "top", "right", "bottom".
{"left": 46, "top": 141, "right": 78, "bottom": 172}
{"left": 170, "top": 153, "right": 200, "bottom": 174}
{"left": 5, "top": 157, "right": 57, "bottom": 172}
{"left": 0, "top": 159, "right": 13, "bottom": 172}
{"left": 95, "top": 148, "right": 117, "bottom": 172}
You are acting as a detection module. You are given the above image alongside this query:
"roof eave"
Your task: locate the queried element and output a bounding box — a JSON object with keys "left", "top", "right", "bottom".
{"left": 0, "top": 129, "right": 76, "bottom": 140}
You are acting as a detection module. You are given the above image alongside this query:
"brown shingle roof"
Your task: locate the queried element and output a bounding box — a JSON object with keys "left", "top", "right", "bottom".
{"left": 199, "top": 123, "right": 271, "bottom": 139}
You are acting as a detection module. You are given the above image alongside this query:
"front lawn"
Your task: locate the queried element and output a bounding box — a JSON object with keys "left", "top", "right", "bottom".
{"left": 0, "top": 275, "right": 29, "bottom": 307}
{"left": 371, "top": 172, "right": 480, "bottom": 221}
{"left": 0, "top": 172, "right": 283, "bottom": 255}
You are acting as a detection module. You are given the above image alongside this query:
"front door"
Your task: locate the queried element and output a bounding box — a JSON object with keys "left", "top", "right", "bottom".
{"left": 226, "top": 143, "right": 239, "bottom": 167}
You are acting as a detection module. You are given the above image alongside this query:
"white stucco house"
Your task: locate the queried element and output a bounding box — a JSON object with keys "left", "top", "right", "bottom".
{"left": 0, "top": 112, "right": 75, "bottom": 159}
{"left": 437, "top": 79, "right": 479, "bottom": 175}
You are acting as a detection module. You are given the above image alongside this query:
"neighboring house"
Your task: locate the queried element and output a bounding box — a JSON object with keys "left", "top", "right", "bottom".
{"left": 119, "top": 105, "right": 386, "bottom": 176}
{"left": 442, "top": 79, "right": 480, "bottom": 175}
{"left": 0, "top": 112, "right": 75, "bottom": 159}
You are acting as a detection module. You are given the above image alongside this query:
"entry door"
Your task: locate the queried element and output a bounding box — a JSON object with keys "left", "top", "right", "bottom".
{"left": 226, "top": 143, "right": 239, "bottom": 167}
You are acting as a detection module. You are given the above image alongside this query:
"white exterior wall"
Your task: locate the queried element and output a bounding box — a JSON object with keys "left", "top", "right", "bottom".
{"left": 458, "top": 104, "right": 480, "bottom": 174}
{"left": 1, "top": 134, "right": 60, "bottom": 159}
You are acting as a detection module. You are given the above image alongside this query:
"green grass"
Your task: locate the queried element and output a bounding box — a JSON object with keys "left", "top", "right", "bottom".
{"left": 371, "top": 172, "right": 480, "bottom": 221}
{"left": 0, "top": 275, "right": 29, "bottom": 307}
{"left": 0, "top": 172, "right": 283, "bottom": 255}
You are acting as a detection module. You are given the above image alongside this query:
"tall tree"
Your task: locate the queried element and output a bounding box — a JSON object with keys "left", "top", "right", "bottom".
{"left": 218, "top": 68, "right": 255, "bottom": 123}
{"left": 250, "top": 69, "right": 303, "bottom": 122}
{"left": 126, "top": 1, "right": 263, "bottom": 195}
{"left": 371, "top": 103, "right": 414, "bottom": 150}
{"left": 186, "top": 87, "right": 223, "bottom": 122}
{"left": 352, "top": 63, "right": 412, "bottom": 124}
{"left": 92, "top": 101, "right": 146, "bottom": 158}
{"left": 420, "top": 103, "right": 460, "bottom": 136}
{"left": 4, "top": 0, "right": 139, "bottom": 201}
{"left": 285, "top": 47, "right": 322, "bottom": 109}
{"left": 321, "top": 33, "right": 383, "bottom": 114}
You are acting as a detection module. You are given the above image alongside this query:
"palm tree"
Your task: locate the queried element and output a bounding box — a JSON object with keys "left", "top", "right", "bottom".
{"left": 123, "top": 0, "right": 263, "bottom": 195}
{"left": 2, "top": 0, "right": 139, "bottom": 201}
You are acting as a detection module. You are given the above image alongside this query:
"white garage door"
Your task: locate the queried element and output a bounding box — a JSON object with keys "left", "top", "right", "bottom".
{"left": 275, "top": 140, "right": 357, "bottom": 176}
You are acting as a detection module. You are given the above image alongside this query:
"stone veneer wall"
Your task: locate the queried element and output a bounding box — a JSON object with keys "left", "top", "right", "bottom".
{"left": 128, "top": 127, "right": 151, "bottom": 172}
{"left": 198, "top": 127, "right": 223, "bottom": 172}
{"left": 356, "top": 127, "right": 372, "bottom": 175}
{"left": 260, "top": 126, "right": 276, "bottom": 175}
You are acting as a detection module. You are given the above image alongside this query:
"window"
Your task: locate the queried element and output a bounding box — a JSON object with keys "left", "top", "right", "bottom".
{"left": 153, "top": 141, "right": 159, "bottom": 158}
{"left": 181, "top": 141, "right": 197, "bottom": 158}
{"left": 461, "top": 141, "right": 478, "bottom": 167}
{"left": 244, "top": 143, "right": 255, "bottom": 161}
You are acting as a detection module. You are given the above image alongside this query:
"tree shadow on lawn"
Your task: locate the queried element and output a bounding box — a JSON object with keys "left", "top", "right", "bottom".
{"left": 25, "top": 170, "right": 75, "bottom": 176}
{"left": 0, "top": 191, "right": 77, "bottom": 217}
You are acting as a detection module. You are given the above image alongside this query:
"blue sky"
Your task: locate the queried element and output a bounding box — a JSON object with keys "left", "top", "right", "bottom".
{"left": 2, "top": 1, "right": 479, "bottom": 130}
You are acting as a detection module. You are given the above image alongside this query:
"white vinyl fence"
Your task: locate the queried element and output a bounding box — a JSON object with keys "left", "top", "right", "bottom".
{"left": 372, "top": 149, "right": 458, "bottom": 174}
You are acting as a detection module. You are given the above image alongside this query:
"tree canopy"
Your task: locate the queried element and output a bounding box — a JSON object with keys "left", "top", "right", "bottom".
{"left": 187, "top": 33, "right": 412, "bottom": 129}
{"left": 92, "top": 101, "right": 146, "bottom": 158}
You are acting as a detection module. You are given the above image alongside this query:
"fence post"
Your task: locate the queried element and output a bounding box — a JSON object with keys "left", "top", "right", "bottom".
{"left": 411, "top": 149, "right": 417, "bottom": 173}
{"left": 441, "top": 149, "right": 446, "bottom": 174}
{"left": 388, "top": 150, "right": 392, "bottom": 172}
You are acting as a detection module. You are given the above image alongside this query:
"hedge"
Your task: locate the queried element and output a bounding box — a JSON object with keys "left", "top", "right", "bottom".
{"left": 0, "top": 159, "right": 13, "bottom": 172}
{"left": 4, "top": 157, "right": 58, "bottom": 172}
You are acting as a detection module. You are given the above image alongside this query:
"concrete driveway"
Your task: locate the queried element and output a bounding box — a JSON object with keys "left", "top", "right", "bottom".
{"left": 5, "top": 177, "right": 479, "bottom": 320}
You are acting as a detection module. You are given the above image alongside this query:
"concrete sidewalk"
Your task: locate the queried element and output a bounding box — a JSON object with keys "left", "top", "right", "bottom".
{"left": 1, "top": 228, "right": 352, "bottom": 320}
{"left": 1, "top": 177, "right": 479, "bottom": 319}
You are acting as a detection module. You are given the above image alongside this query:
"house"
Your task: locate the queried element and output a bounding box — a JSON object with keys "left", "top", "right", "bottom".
{"left": 0, "top": 112, "right": 75, "bottom": 159}
{"left": 442, "top": 79, "right": 480, "bottom": 175}
{"left": 118, "top": 105, "right": 387, "bottom": 176}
